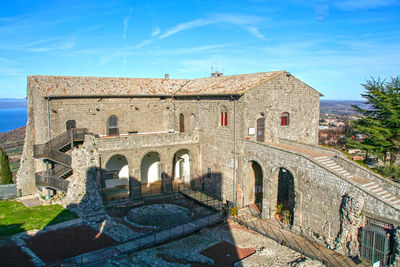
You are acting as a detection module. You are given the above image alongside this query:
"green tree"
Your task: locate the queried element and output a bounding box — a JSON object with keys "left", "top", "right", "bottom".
{"left": 348, "top": 76, "right": 400, "bottom": 164}
{"left": 0, "top": 149, "right": 13, "bottom": 184}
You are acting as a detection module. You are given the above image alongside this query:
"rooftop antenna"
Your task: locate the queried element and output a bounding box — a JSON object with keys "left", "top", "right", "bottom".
{"left": 210, "top": 65, "right": 213, "bottom": 76}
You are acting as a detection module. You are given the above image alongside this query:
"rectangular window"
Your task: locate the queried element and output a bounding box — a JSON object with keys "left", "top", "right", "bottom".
{"left": 221, "top": 112, "right": 224, "bottom": 126}
{"left": 281, "top": 117, "right": 287, "bottom": 126}
{"left": 207, "top": 167, "right": 211, "bottom": 178}
{"left": 224, "top": 112, "right": 228, "bottom": 126}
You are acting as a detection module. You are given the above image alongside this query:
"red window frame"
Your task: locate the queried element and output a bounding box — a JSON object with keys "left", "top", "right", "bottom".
{"left": 281, "top": 114, "right": 289, "bottom": 126}
{"left": 224, "top": 112, "right": 228, "bottom": 126}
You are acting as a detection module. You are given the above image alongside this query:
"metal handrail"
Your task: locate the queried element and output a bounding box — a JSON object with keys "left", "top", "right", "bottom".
{"left": 35, "top": 173, "right": 69, "bottom": 192}
{"left": 33, "top": 128, "right": 88, "bottom": 158}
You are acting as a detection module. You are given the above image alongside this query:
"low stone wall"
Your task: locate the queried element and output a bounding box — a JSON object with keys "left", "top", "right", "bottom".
{"left": 0, "top": 184, "right": 17, "bottom": 200}
{"left": 90, "top": 132, "right": 198, "bottom": 152}
{"left": 279, "top": 138, "right": 400, "bottom": 199}
{"left": 278, "top": 138, "right": 342, "bottom": 157}
{"left": 336, "top": 156, "right": 400, "bottom": 198}
{"left": 242, "top": 140, "right": 400, "bottom": 249}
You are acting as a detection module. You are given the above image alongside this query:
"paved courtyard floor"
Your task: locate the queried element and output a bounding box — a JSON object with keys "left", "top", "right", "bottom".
{"left": 93, "top": 220, "right": 325, "bottom": 267}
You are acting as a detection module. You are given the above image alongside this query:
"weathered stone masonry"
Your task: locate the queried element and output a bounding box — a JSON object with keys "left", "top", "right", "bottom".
{"left": 16, "top": 71, "right": 400, "bottom": 263}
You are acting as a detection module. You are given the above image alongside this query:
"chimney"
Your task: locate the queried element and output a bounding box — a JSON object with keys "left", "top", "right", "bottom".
{"left": 164, "top": 74, "right": 169, "bottom": 79}
{"left": 211, "top": 71, "right": 223, "bottom": 77}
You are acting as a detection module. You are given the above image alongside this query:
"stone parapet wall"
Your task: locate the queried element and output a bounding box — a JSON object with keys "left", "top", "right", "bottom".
{"left": 279, "top": 138, "right": 400, "bottom": 200}
{"left": 242, "top": 140, "right": 400, "bottom": 245}
{"left": 336, "top": 156, "right": 400, "bottom": 198}
{"left": 278, "top": 138, "right": 341, "bottom": 157}
{"left": 90, "top": 132, "right": 198, "bottom": 152}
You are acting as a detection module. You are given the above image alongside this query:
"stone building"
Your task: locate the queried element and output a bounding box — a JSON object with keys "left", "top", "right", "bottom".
{"left": 17, "top": 71, "right": 400, "bottom": 264}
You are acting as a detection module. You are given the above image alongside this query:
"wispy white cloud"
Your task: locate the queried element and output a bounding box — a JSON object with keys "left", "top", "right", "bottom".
{"left": 150, "top": 44, "right": 230, "bottom": 56}
{"left": 0, "top": 57, "right": 16, "bottom": 64}
{"left": 294, "top": 0, "right": 398, "bottom": 19}
{"left": 160, "top": 14, "right": 265, "bottom": 39}
{"left": 123, "top": 15, "right": 131, "bottom": 39}
{"left": 315, "top": 4, "right": 329, "bottom": 21}
{"left": 151, "top": 27, "right": 160, "bottom": 37}
{"left": 0, "top": 37, "right": 75, "bottom": 53}
{"left": 334, "top": 0, "right": 398, "bottom": 10}
{"left": 99, "top": 39, "right": 153, "bottom": 66}
{"left": 246, "top": 26, "right": 265, "bottom": 39}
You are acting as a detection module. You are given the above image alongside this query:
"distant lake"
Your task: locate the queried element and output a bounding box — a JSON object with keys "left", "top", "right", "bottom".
{"left": 0, "top": 109, "right": 27, "bottom": 132}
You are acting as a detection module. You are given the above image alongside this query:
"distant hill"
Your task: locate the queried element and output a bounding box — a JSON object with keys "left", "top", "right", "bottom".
{"left": 0, "top": 98, "right": 27, "bottom": 109}
{"left": 320, "top": 100, "right": 371, "bottom": 115}
{"left": 0, "top": 126, "right": 26, "bottom": 175}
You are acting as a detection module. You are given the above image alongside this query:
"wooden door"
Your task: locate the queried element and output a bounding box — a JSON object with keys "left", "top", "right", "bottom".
{"left": 179, "top": 113, "right": 185, "bottom": 132}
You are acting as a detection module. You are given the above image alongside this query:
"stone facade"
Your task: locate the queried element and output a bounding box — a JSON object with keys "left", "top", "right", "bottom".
{"left": 16, "top": 71, "right": 400, "bottom": 262}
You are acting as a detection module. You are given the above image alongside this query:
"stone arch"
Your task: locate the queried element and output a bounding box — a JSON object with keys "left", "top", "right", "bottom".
{"left": 275, "top": 166, "right": 296, "bottom": 224}
{"left": 251, "top": 160, "right": 263, "bottom": 212}
{"left": 140, "top": 151, "right": 161, "bottom": 184}
{"left": 172, "top": 149, "right": 192, "bottom": 185}
{"left": 103, "top": 154, "right": 130, "bottom": 199}
{"left": 242, "top": 158, "right": 267, "bottom": 211}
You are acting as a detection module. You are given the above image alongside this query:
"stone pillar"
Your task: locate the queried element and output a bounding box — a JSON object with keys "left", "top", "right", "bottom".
{"left": 129, "top": 167, "right": 141, "bottom": 199}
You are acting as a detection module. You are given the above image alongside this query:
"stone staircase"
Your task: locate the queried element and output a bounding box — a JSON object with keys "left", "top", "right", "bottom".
{"left": 33, "top": 128, "right": 88, "bottom": 193}
{"left": 314, "top": 156, "right": 400, "bottom": 207}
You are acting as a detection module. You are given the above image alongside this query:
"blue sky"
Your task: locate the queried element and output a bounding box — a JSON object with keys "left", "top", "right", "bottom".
{"left": 0, "top": 0, "right": 399, "bottom": 99}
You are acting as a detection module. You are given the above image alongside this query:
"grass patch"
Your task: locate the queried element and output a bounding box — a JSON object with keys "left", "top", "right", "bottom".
{"left": 0, "top": 200, "right": 78, "bottom": 237}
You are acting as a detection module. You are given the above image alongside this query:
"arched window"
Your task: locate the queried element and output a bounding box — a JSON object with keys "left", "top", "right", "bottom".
{"left": 179, "top": 113, "right": 185, "bottom": 132}
{"left": 191, "top": 114, "right": 197, "bottom": 131}
{"left": 281, "top": 112, "right": 289, "bottom": 126}
{"left": 107, "top": 115, "right": 119, "bottom": 136}
{"left": 220, "top": 105, "right": 228, "bottom": 126}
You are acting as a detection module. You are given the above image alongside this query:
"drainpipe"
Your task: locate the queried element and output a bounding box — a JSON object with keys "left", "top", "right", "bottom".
{"left": 173, "top": 96, "right": 176, "bottom": 132}
{"left": 46, "top": 97, "right": 51, "bottom": 141}
{"left": 46, "top": 97, "right": 51, "bottom": 186}
{"left": 233, "top": 96, "right": 237, "bottom": 206}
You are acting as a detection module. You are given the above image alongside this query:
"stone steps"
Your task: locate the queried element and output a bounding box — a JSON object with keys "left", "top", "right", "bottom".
{"left": 314, "top": 156, "right": 400, "bottom": 207}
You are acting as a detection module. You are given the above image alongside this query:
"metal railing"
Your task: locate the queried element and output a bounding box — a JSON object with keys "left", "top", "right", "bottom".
{"left": 33, "top": 128, "right": 88, "bottom": 158}
{"left": 35, "top": 174, "right": 69, "bottom": 192}
{"left": 68, "top": 189, "right": 224, "bottom": 265}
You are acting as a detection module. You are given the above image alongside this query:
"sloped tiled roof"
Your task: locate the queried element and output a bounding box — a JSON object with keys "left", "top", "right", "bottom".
{"left": 29, "top": 71, "right": 307, "bottom": 97}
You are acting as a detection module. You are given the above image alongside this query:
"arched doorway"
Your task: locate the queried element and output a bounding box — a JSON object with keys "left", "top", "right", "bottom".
{"left": 250, "top": 161, "right": 263, "bottom": 212}
{"left": 103, "top": 154, "right": 129, "bottom": 200}
{"left": 66, "top": 120, "right": 76, "bottom": 131}
{"left": 277, "top": 167, "right": 295, "bottom": 224}
{"left": 141, "top": 152, "right": 161, "bottom": 184}
{"left": 173, "top": 149, "right": 191, "bottom": 185}
{"left": 179, "top": 113, "right": 185, "bottom": 132}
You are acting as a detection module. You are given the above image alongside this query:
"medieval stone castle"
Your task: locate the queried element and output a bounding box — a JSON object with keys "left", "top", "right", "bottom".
{"left": 16, "top": 70, "right": 400, "bottom": 264}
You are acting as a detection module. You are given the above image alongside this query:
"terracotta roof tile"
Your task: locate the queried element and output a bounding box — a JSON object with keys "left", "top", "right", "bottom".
{"left": 29, "top": 71, "right": 287, "bottom": 97}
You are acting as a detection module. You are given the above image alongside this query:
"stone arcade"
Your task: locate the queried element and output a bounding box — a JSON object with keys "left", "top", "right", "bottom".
{"left": 17, "top": 71, "right": 400, "bottom": 264}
